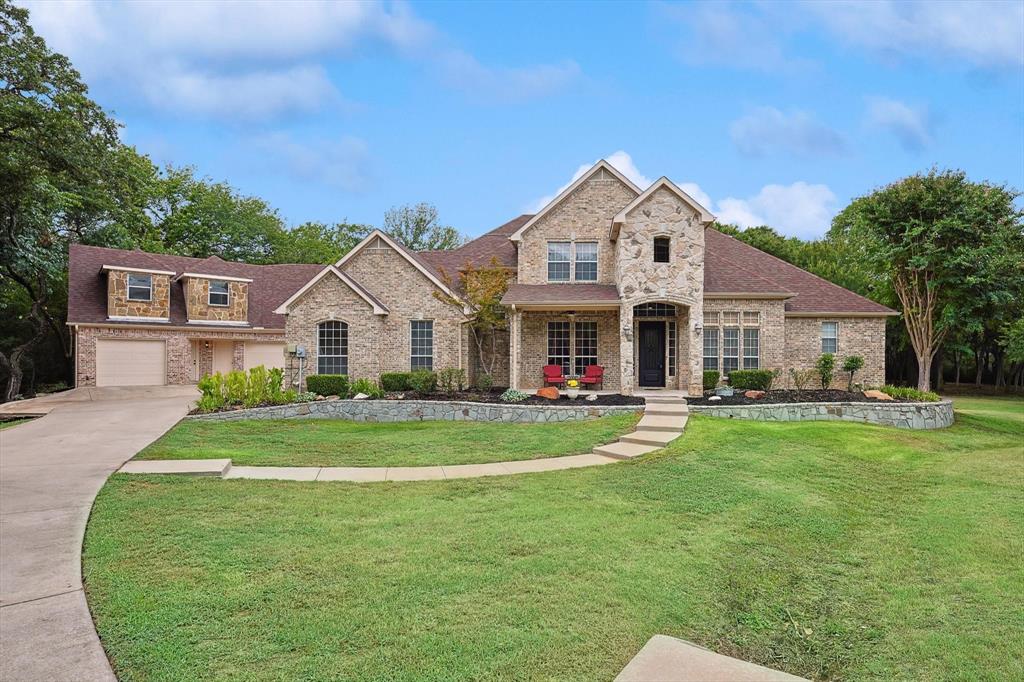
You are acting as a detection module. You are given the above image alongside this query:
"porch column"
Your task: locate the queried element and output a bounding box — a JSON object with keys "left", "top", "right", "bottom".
{"left": 509, "top": 309, "right": 521, "bottom": 390}
{"left": 688, "top": 299, "right": 704, "bottom": 396}
{"left": 619, "top": 304, "right": 634, "bottom": 395}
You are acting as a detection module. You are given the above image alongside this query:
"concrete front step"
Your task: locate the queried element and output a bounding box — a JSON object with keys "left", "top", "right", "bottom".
{"left": 643, "top": 395, "right": 688, "bottom": 404}
{"left": 644, "top": 404, "right": 689, "bottom": 416}
{"left": 593, "top": 441, "right": 661, "bottom": 460}
{"left": 621, "top": 430, "right": 681, "bottom": 447}
{"left": 637, "top": 414, "right": 688, "bottom": 433}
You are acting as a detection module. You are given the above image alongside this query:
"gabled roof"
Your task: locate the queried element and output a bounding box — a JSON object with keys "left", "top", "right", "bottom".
{"left": 273, "top": 265, "right": 388, "bottom": 315}
{"left": 68, "top": 244, "right": 324, "bottom": 328}
{"left": 335, "top": 229, "right": 463, "bottom": 303}
{"left": 610, "top": 177, "right": 715, "bottom": 240}
{"left": 508, "top": 160, "right": 643, "bottom": 242}
{"left": 419, "top": 214, "right": 528, "bottom": 274}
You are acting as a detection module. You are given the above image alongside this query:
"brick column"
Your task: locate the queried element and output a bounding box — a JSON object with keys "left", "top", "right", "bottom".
{"left": 232, "top": 341, "right": 245, "bottom": 371}
{"left": 509, "top": 310, "right": 521, "bottom": 390}
{"left": 619, "top": 304, "right": 634, "bottom": 394}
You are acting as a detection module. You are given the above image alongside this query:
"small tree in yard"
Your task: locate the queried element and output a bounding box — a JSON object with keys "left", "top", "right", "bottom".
{"left": 435, "top": 258, "right": 512, "bottom": 387}
{"left": 842, "top": 355, "right": 864, "bottom": 391}
{"left": 816, "top": 353, "right": 836, "bottom": 390}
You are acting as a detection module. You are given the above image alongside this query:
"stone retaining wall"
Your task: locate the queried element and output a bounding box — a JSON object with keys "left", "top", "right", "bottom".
{"left": 186, "top": 399, "right": 644, "bottom": 424}
{"left": 689, "top": 400, "right": 953, "bottom": 430}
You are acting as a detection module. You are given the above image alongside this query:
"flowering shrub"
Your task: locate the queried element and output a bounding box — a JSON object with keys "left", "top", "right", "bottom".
{"left": 500, "top": 389, "right": 529, "bottom": 403}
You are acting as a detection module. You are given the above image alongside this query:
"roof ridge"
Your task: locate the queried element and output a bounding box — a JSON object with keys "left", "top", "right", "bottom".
{"left": 708, "top": 227, "right": 893, "bottom": 310}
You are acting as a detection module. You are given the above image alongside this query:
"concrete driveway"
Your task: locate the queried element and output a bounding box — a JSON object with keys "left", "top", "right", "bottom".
{"left": 0, "top": 386, "right": 196, "bottom": 681}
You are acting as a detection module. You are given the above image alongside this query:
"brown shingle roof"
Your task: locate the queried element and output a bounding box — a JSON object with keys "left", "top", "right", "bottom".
{"left": 501, "top": 283, "right": 620, "bottom": 305}
{"left": 418, "top": 214, "right": 527, "bottom": 275}
{"left": 68, "top": 244, "right": 324, "bottom": 329}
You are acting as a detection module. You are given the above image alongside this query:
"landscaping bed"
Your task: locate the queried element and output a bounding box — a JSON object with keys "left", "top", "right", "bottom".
{"left": 385, "top": 390, "right": 644, "bottom": 406}
{"left": 690, "top": 389, "right": 927, "bottom": 406}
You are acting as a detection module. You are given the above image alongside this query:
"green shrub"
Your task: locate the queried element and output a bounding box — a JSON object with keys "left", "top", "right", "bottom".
{"left": 379, "top": 372, "right": 412, "bottom": 392}
{"left": 245, "top": 366, "right": 269, "bottom": 407}
{"left": 500, "top": 388, "right": 529, "bottom": 403}
{"left": 268, "top": 368, "right": 285, "bottom": 404}
{"left": 408, "top": 369, "right": 438, "bottom": 393}
{"left": 727, "top": 369, "right": 775, "bottom": 391}
{"left": 306, "top": 374, "right": 349, "bottom": 397}
{"left": 196, "top": 373, "right": 226, "bottom": 411}
{"left": 475, "top": 372, "right": 494, "bottom": 392}
{"left": 790, "top": 367, "right": 818, "bottom": 391}
{"left": 437, "top": 367, "right": 466, "bottom": 395}
{"left": 816, "top": 353, "right": 836, "bottom": 389}
{"left": 842, "top": 355, "right": 865, "bottom": 391}
{"left": 703, "top": 370, "right": 720, "bottom": 391}
{"left": 225, "top": 370, "right": 248, "bottom": 404}
{"left": 291, "top": 391, "right": 316, "bottom": 403}
{"left": 881, "top": 385, "right": 941, "bottom": 402}
{"left": 350, "top": 378, "right": 384, "bottom": 399}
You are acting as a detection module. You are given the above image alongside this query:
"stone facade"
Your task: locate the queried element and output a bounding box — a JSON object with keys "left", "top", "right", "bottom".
{"left": 106, "top": 270, "right": 170, "bottom": 319}
{"left": 74, "top": 325, "right": 284, "bottom": 386}
{"left": 185, "top": 277, "right": 249, "bottom": 323}
{"left": 188, "top": 398, "right": 642, "bottom": 424}
{"left": 784, "top": 317, "right": 886, "bottom": 388}
{"left": 285, "top": 239, "right": 469, "bottom": 389}
{"left": 689, "top": 399, "right": 953, "bottom": 430}
{"left": 516, "top": 169, "right": 638, "bottom": 285}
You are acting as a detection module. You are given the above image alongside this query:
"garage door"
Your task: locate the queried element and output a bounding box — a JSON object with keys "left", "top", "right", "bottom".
{"left": 95, "top": 339, "right": 166, "bottom": 387}
{"left": 244, "top": 342, "right": 286, "bottom": 371}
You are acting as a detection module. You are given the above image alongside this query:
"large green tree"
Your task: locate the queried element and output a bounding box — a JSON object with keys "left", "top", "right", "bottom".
{"left": 831, "top": 169, "right": 1023, "bottom": 391}
{"left": 268, "top": 220, "right": 372, "bottom": 265}
{"left": 383, "top": 202, "right": 464, "bottom": 251}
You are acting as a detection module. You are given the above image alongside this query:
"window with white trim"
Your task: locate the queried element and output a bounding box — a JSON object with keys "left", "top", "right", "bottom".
{"left": 703, "top": 328, "right": 719, "bottom": 371}
{"left": 723, "top": 311, "right": 740, "bottom": 325}
{"left": 317, "top": 321, "right": 348, "bottom": 375}
{"left": 743, "top": 328, "right": 759, "bottom": 369}
{"left": 821, "top": 321, "right": 838, "bottom": 354}
{"left": 743, "top": 311, "right": 760, "bottom": 325}
{"left": 547, "top": 321, "right": 570, "bottom": 374}
{"left": 668, "top": 321, "right": 677, "bottom": 376}
{"left": 723, "top": 327, "right": 739, "bottom": 373}
{"left": 573, "top": 321, "right": 597, "bottom": 375}
{"left": 208, "top": 280, "right": 229, "bottom": 306}
{"left": 547, "top": 242, "right": 571, "bottom": 282}
{"left": 411, "top": 320, "right": 434, "bottom": 371}
{"left": 127, "top": 274, "right": 152, "bottom": 302}
{"left": 703, "top": 310, "right": 719, "bottom": 326}
{"left": 574, "top": 242, "right": 598, "bottom": 282}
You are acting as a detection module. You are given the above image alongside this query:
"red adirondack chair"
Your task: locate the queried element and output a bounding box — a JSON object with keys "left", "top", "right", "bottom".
{"left": 578, "top": 364, "right": 604, "bottom": 390}
{"left": 542, "top": 365, "right": 566, "bottom": 386}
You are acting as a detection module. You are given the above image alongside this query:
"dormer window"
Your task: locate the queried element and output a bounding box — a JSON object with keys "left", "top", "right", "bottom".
{"left": 209, "top": 280, "right": 229, "bottom": 306}
{"left": 127, "top": 274, "right": 152, "bottom": 301}
{"left": 653, "top": 237, "right": 670, "bottom": 263}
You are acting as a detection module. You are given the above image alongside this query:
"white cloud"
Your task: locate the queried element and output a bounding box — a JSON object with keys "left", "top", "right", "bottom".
{"left": 529, "top": 151, "right": 653, "bottom": 212}
{"left": 865, "top": 96, "right": 933, "bottom": 152}
{"left": 714, "top": 182, "right": 838, "bottom": 238}
{"left": 20, "top": 0, "right": 579, "bottom": 120}
{"left": 730, "top": 107, "right": 846, "bottom": 157}
{"left": 252, "top": 133, "right": 372, "bottom": 193}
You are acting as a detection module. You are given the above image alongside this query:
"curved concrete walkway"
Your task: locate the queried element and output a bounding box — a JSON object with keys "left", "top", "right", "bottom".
{"left": 121, "top": 395, "right": 690, "bottom": 482}
{"left": 0, "top": 386, "right": 197, "bottom": 682}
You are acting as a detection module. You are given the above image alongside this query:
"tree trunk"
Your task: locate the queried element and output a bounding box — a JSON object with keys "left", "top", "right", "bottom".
{"left": 975, "top": 348, "right": 984, "bottom": 386}
{"left": 994, "top": 349, "right": 1005, "bottom": 388}
{"left": 934, "top": 347, "right": 944, "bottom": 391}
{"left": 916, "top": 351, "right": 932, "bottom": 392}
{"left": 954, "top": 350, "right": 961, "bottom": 385}
{"left": 893, "top": 269, "right": 945, "bottom": 393}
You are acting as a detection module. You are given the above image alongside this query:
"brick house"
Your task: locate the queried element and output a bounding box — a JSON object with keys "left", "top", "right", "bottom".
{"left": 67, "top": 160, "right": 896, "bottom": 393}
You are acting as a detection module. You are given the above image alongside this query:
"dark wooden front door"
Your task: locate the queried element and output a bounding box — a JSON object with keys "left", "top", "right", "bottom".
{"left": 638, "top": 321, "right": 666, "bottom": 387}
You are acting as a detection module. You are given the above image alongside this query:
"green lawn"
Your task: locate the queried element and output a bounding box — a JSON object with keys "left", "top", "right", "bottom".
{"left": 135, "top": 413, "right": 641, "bottom": 467}
{"left": 0, "top": 418, "right": 29, "bottom": 430}
{"left": 85, "top": 397, "right": 1023, "bottom": 681}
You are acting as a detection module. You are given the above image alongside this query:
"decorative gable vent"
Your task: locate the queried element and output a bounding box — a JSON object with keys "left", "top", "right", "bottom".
{"left": 367, "top": 236, "right": 392, "bottom": 255}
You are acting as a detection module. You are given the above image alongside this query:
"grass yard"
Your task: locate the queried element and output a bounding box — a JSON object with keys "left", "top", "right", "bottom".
{"left": 135, "top": 413, "right": 640, "bottom": 467}
{"left": 0, "top": 418, "right": 31, "bottom": 430}
{"left": 85, "top": 397, "right": 1023, "bottom": 681}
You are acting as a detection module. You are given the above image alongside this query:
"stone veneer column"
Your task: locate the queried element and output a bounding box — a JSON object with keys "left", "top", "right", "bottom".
{"left": 687, "top": 299, "right": 704, "bottom": 395}
{"left": 619, "top": 304, "right": 634, "bottom": 394}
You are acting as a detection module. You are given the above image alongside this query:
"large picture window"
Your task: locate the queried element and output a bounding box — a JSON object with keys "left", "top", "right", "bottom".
{"left": 208, "top": 280, "right": 229, "bottom": 306}
{"left": 743, "top": 328, "right": 759, "bottom": 369}
{"left": 127, "top": 274, "right": 152, "bottom": 302}
{"left": 821, "top": 321, "right": 838, "bottom": 354}
{"left": 703, "top": 328, "right": 719, "bottom": 371}
{"left": 547, "top": 321, "right": 570, "bottom": 374}
{"left": 317, "top": 321, "right": 348, "bottom": 375}
{"left": 547, "top": 242, "right": 571, "bottom": 281}
{"left": 723, "top": 327, "right": 739, "bottom": 374}
{"left": 574, "top": 242, "right": 598, "bottom": 282}
{"left": 573, "top": 321, "right": 598, "bottom": 374}
{"left": 411, "top": 320, "right": 434, "bottom": 371}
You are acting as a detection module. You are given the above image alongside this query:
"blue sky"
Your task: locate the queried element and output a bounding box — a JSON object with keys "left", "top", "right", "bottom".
{"left": 23, "top": 0, "right": 1024, "bottom": 239}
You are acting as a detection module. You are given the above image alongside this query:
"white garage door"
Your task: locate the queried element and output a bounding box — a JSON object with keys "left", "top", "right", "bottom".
{"left": 244, "top": 342, "right": 286, "bottom": 371}
{"left": 95, "top": 339, "right": 166, "bottom": 387}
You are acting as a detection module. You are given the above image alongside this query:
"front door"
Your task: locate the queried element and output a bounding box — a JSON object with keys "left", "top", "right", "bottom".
{"left": 638, "top": 321, "right": 666, "bottom": 387}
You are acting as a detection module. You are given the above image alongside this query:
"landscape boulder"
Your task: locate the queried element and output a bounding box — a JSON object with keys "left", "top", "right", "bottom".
{"left": 536, "top": 387, "right": 560, "bottom": 400}
{"left": 352, "top": 393, "right": 369, "bottom": 400}
{"left": 744, "top": 390, "right": 766, "bottom": 399}
{"left": 863, "top": 389, "right": 893, "bottom": 401}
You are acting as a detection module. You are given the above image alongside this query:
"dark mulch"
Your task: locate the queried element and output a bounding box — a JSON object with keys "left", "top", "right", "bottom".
{"left": 394, "top": 391, "right": 645, "bottom": 406}
{"left": 687, "top": 389, "right": 915, "bottom": 405}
